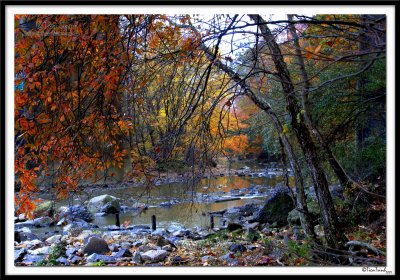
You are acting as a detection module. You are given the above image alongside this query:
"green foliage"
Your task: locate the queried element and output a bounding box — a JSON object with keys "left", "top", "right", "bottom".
{"left": 333, "top": 136, "right": 386, "bottom": 180}
{"left": 286, "top": 239, "right": 311, "bottom": 259}
{"left": 247, "top": 230, "right": 261, "bottom": 242}
{"left": 48, "top": 242, "right": 66, "bottom": 260}
{"left": 90, "top": 260, "right": 106, "bottom": 266}
{"left": 35, "top": 259, "right": 50, "bottom": 267}
{"left": 34, "top": 241, "right": 66, "bottom": 266}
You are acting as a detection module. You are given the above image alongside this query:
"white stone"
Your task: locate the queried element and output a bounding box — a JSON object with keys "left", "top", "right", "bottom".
{"left": 45, "top": 235, "right": 62, "bottom": 244}
{"left": 28, "top": 246, "right": 50, "bottom": 255}
{"left": 141, "top": 250, "right": 168, "bottom": 263}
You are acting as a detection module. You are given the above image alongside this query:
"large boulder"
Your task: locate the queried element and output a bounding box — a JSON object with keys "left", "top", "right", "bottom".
{"left": 87, "top": 195, "right": 120, "bottom": 214}
{"left": 249, "top": 186, "right": 295, "bottom": 227}
{"left": 223, "top": 203, "right": 260, "bottom": 221}
{"left": 83, "top": 236, "right": 110, "bottom": 255}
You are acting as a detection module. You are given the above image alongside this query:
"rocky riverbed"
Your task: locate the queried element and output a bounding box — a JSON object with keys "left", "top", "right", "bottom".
{"left": 14, "top": 201, "right": 271, "bottom": 266}
{"left": 14, "top": 185, "right": 318, "bottom": 267}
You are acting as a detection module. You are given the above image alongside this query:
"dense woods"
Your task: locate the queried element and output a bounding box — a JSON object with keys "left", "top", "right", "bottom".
{"left": 14, "top": 14, "right": 386, "bottom": 267}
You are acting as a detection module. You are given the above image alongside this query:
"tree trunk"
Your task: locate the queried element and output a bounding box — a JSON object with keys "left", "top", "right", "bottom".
{"left": 249, "top": 14, "right": 346, "bottom": 249}
{"left": 287, "top": 15, "right": 353, "bottom": 190}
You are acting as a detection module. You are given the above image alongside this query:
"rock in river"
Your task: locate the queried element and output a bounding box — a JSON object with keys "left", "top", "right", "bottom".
{"left": 87, "top": 194, "right": 120, "bottom": 214}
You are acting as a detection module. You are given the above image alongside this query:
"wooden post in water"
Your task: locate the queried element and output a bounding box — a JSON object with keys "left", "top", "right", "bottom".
{"left": 151, "top": 215, "right": 156, "bottom": 231}
{"left": 210, "top": 215, "right": 214, "bottom": 230}
{"left": 115, "top": 213, "right": 120, "bottom": 227}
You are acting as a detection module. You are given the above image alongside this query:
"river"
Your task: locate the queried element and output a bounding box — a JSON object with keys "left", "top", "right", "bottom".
{"left": 32, "top": 162, "right": 292, "bottom": 236}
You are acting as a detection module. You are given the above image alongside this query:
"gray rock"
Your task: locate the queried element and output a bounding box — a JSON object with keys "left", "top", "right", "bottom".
{"left": 66, "top": 248, "right": 78, "bottom": 257}
{"left": 83, "top": 236, "right": 110, "bottom": 255}
{"left": 88, "top": 195, "right": 120, "bottom": 214}
{"left": 101, "top": 201, "right": 120, "bottom": 214}
{"left": 14, "top": 248, "right": 27, "bottom": 262}
{"left": 114, "top": 248, "right": 132, "bottom": 258}
{"left": 229, "top": 244, "right": 247, "bottom": 253}
{"left": 219, "top": 253, "right": 239, "bottom": 266}
{"left": 56, "top": 257, "right": 70, "bottom": 266}
{"left": 223, "top": 204, "right": 260, "bottom": 222}
{"left": 94, "top": 212, "right": 107, "bottom": 217}
{"left": 21, "top": 239, "right": 42, "bottom": 249}
{"left": 23, "top": 254, "right": 45, "bottom": 264}
{"left": 151, "top": 228, "right": 167, "bottom": 236}
{"left": 109, "top": 243, "right": 120, "bottom": 252}
{"left": 161, "top": 245, "right": 173, "bottom": 252}
{"left": 17, "top": 227, "right": 32, "bottom": 233}
{"left": 15, "top": 231, "right": 39, "bottom": 242}
{"left": 14, "top": 220, "right": 35, "bottom": 229}
{"left": 132, "top": 241, "right": 143, "bottom": 247}
{"left": 172, "top": 255, "right": 184, "bottom": 264}
{"left": 63, "top": 205, "right": 94, "bottom": 222}
{"left": 56, "top": 217, "right": 67, "bottom": 227}
{"left": 28, "top": 246, "right": 50, "bottom": 255}
{"left": 86, "top": 253, "right": 116, "bottom": 263}
{"left": 167, "top": 223, "right": 186, "bottom": 233}
{"left": 250, "top": 186, "right": 295, "bottom": 226}
{"left": 172, "top": 229, "right": 192, "bottom": 237}
{"left": 120, "top": 242, "right": 133, "bottom": 249}
{"left": 33, "top": 216, "right": 53, "bottom": 227}
{"left": 45, "top": 235, "right": 62, "bottom": 244}
{"left": 138, "top": 244, "right": 158, "bottom": 252}
{"left": 158, "top": 202, "right": 172, "bottom": 208}
{"left": 132, "top": 251, "right": 142, "bottom": 264}
{"left": 63, "top": 220, "right": 92, "bottom": 236}
{"left": 201, "top": 255, "right": 216, "bottom": 262}
{"left": 83, "top": 234, "right": 102, "bottom": 245}
{"left": 69, "top": 255, "right": 83, "bottom": 264}
{"left": 141, "top": 250, "right": 168, "bottom": 263}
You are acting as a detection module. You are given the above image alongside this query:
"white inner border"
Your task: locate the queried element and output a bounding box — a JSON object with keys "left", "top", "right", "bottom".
{"left": 5, "top": 5, "right": 395, "bottom": 275}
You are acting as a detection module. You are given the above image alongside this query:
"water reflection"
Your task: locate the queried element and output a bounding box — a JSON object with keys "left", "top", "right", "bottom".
{"left": 36, "top": 164, "right": 291, "bottom": 231}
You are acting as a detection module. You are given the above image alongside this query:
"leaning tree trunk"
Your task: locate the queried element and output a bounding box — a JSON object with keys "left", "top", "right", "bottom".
{"left": 249, "top": 14, "right": 347, "bottom": 249}
{"left": 287, "top": 15, "right": 353, "bottom": 191}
